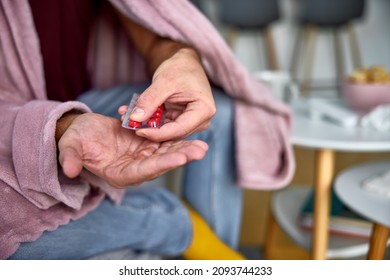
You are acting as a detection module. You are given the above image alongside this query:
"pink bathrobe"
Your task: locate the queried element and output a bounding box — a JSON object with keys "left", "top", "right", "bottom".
{"left": 0, "top": 0, "right": 295, "bottom": 258}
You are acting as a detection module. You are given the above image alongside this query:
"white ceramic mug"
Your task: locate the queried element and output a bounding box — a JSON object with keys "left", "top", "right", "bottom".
{"left": 253, "top": 70, "right": 299, "bottom": 103}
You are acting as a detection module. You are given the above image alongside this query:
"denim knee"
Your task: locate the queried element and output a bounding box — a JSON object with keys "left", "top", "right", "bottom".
{"left": 121, "top": 187, "right": 193, "bottom": 256}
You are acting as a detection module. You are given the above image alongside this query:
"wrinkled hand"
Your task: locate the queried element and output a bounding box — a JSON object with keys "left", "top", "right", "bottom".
{"left": 118, "top": 48, "right": 216, "bottom": 142}
{"left": 58, "top": 113, "right": 208, "bottom": 187}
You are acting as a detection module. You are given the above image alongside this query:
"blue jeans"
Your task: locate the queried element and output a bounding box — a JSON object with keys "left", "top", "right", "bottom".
{"left": 183, "top": 88, "right": 243, "bottom": 248}
{"left": 9, "top": 186, "right": 191, "bottom": 259}
{"left": 10, "top": 84, "right": 243, "bottom": 259}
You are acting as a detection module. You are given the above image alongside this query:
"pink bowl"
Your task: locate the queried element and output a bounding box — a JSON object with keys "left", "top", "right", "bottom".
{"left": 342, "top": 81, "right": 390, "bottom": 114}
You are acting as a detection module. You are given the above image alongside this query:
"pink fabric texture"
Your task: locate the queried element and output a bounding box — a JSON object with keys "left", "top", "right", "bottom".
{"left": 0, "top": 0, "right": 295, "bottom": 258}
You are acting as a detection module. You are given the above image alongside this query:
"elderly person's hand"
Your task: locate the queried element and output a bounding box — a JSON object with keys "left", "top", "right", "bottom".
{"left": 119, "top": 48, "right": 215, "bottom": 142}
{"left": 114, "top": 6, "right": 215, "bottom": 142}
{"left": 56, "top": 113, "right": 208, "bottom": 187}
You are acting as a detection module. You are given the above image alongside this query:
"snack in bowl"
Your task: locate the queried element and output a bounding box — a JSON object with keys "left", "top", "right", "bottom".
{"left": 342, "top": 65, "right": 390, "bottom": 113}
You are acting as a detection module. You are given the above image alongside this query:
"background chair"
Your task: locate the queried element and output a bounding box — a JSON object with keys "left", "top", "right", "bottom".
{"left": 335, "top": 161, "right": 390, "bottom": 259}
{"left": 190, "top": 0, "right": 203, "bottom": 11}
{"left": 290, "top": 0, "right": 366, "bottom": 96}
{"left": 218, "top": 0, "right": 281, "bottom": 70}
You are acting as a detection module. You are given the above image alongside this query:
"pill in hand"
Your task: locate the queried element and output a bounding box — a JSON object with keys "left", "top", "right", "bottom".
{"left": 128, "top": 120, "right": 141, "bottom": 128}
{"left": 122, "top": 93, "right": 165, "bottom": 130}
{"left": 147, "top": 118, "right": 160, "bottom": 128}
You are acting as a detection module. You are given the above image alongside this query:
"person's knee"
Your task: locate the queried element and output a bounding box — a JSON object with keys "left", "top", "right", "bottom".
{"left": 124, "top": 187, "right": 193, "bottom": 256}
{"left": 157, "top": 206, "right": 193, "bottom": 256}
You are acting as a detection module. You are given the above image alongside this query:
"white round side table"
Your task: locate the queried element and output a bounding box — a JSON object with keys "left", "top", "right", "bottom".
{"left": 335, "top": 161, "right": 390, "bottom": 259}
{"left": 270, "top": 99, "right": 390, "bottom": 259}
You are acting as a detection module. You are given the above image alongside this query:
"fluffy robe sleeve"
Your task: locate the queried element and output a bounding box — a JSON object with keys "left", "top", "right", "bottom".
{"left": 0, "top": 0, "right": 124, "bottom": 258}
{"left": 0, "top": 1, "right": 123, "bottom": 210}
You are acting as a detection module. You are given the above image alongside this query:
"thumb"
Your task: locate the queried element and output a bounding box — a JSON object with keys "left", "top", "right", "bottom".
{"left": 58, "top": 141, "right": 84, "bottom": 178}
{"left": 129, "top": 85, "right": 168, "bottom": 122}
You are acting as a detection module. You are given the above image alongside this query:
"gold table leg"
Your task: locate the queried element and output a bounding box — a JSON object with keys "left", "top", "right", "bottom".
{"left": 312, "top": 149, "right": 335, "bottom": 260}
{"left": 367, "top": 224, "right": 390, "bottom": 260}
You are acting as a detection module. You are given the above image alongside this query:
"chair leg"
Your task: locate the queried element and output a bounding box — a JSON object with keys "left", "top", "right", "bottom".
{"left": 333, "top": 27, "right": 345, "bottom": 95}
{"left": 367, "top": 223, "right": 390, "bottom": 260}
{"left": 347, "top": 22, "right": 362, "bottom": 69}
{"left": 261, "top": 27, "right": 279, "bottom": 70}
{"left": 290, "top": 26, "right": 304, "bottom": 86}
{"left": 301, "top": 24, "right": 317, "bottom": 97}
{"left": 226, "top": 27, "right": 238, "bottom": 50}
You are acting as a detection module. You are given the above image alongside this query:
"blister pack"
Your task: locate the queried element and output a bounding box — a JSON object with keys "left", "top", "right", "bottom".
{"left": 121, "top": 93, "right": 165, "bottom": 130}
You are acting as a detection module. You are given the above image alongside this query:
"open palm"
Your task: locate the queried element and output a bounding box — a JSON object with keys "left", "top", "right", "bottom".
{"left": 58, "top": 113, "right": 208, "bottom": 187}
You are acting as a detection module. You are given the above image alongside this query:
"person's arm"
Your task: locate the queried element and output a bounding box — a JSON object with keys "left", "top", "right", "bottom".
{"left": 113, "top": 6, "right": 216, "bottom": 142}
{"left": 114, "top": 9, "right": 194, "bottom": 76}
{"left": 55, "top": 111, "right": 83, "bottom": 144}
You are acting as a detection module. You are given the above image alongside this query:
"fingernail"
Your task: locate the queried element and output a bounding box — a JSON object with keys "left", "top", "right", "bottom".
{"left": 130, "top": 107, "right": 145, "bottom": 119}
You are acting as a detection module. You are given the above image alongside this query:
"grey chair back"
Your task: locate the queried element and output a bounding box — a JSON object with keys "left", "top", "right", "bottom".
{"left": 220, "top": 0, "right": 280, "bottom": 29}
{"left": 299, "top": 0, "right": 366, "bottom": 26}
